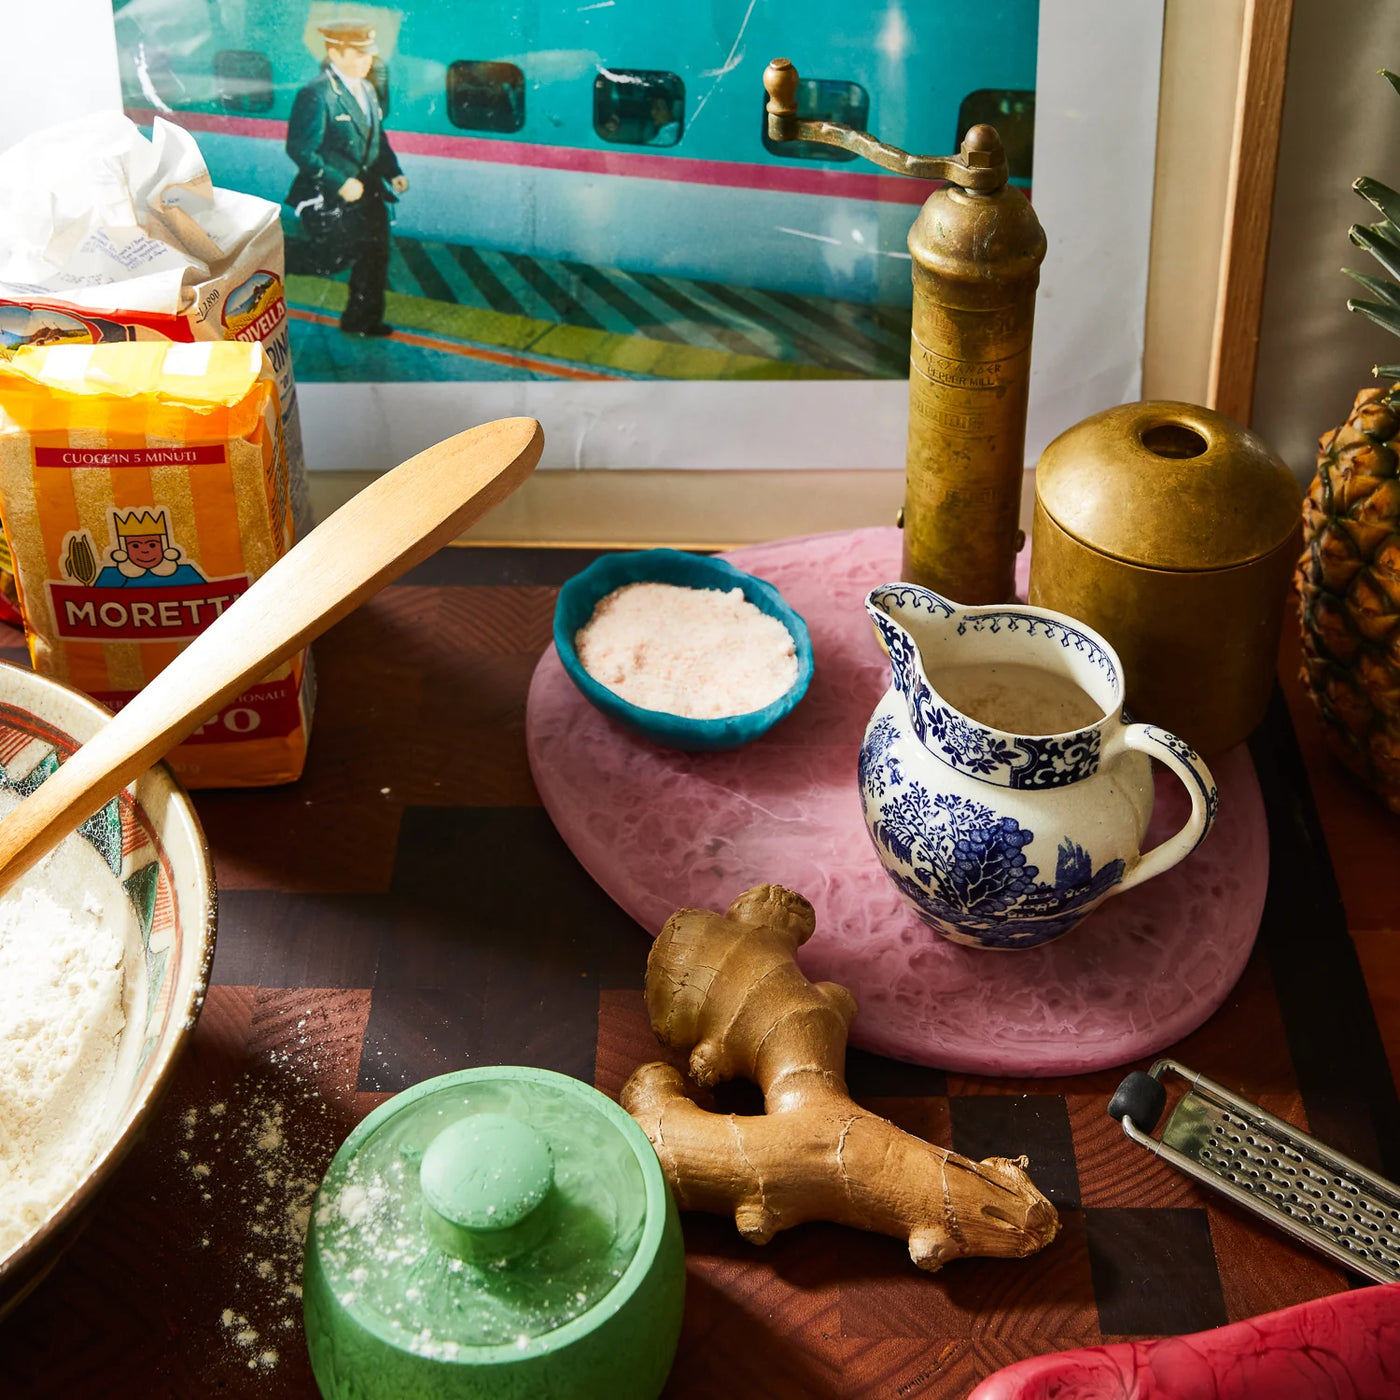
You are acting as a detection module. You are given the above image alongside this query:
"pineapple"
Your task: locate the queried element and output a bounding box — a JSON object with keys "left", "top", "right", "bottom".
{"left": 1296, "top": 70, "right": 1400, "bottom": 810}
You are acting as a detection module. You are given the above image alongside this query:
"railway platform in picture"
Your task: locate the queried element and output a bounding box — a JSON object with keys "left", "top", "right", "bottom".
{"left": 283, "top": 231, "right": 913, "bottom": 382}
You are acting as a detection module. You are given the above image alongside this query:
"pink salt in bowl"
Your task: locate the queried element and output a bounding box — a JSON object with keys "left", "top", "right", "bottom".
{"left": 553, "top": 549, "right": 814, "bottom": 752}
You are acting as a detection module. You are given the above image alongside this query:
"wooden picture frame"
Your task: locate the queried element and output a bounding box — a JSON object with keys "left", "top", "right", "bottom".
{"left": 3, "top": 3, "right": 1284, "bottom": 547}
{"left": 1208, "top": 0, "right": 1296, "bottom": 425}
{"left": 1146, "top": 0, "right": 1294, "bottom": 426}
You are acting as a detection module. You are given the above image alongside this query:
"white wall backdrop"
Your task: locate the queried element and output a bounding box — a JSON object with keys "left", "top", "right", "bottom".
{"left": 1254, "top": 0, "right": 1400, "bottom": 481}
{"left": 1, "top": 0, "right": 120, "bottom": 148}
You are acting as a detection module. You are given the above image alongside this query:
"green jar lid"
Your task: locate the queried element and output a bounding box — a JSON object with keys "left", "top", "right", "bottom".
{"left": 304, "top": 1067, "right": 683, "bottom": 1399}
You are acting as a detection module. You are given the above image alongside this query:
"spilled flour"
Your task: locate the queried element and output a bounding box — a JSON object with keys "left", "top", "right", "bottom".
{"left": 182, "top": 1087, "right": 323, "bottom": 1371}
{"left": 175, "top": 998, "right": 362, "bottom": 1375}
{"left": 0, "top": 879, "right": 126, "bottom": 1255}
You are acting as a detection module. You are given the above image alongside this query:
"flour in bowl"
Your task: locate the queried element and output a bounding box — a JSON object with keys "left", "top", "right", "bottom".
{"left": 0, "top": 879, "right": 126, "bottom": 1255}
{"left": 575, "top": 582, "right": 798, "bottom": 719}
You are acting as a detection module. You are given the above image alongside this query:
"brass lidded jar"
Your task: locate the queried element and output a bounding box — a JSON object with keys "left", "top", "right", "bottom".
{"left": 1029, "top": 401, "right": 1302, "bottom": 755}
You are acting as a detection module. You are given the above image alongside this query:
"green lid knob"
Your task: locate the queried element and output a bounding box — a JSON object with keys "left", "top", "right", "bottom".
{"left": 421, "top": 1113, "right": 554, "bottom": 1231}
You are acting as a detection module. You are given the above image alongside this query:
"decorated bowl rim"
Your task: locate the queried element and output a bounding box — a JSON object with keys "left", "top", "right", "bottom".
{"left": 0, "top": 659, "right": 216, "bottom": 1298}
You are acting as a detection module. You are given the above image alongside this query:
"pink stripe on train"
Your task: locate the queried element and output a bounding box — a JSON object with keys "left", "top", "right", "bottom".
{"left": 125, "top": 106, "right": 940, "bottom": 206}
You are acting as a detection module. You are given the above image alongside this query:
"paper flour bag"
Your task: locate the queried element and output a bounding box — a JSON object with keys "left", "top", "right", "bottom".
{"left": 0, "top": 340, "right": 313, "bottom": 788}
{"left": 0, "top": 112, "right": 311, "bottom": 549}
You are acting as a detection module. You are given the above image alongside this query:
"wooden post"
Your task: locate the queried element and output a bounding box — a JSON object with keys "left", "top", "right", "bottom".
{"left": 1208, "top": 0, "right": 1295, "bottom": 425}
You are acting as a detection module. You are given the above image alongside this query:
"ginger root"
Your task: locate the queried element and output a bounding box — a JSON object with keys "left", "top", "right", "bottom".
{"left": 621, "top": 885, "right": 1059, "bottom": 1272}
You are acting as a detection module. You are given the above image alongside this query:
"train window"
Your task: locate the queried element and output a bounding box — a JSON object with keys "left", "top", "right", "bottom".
{"left": 760, "top": 78, "right": 868, "bottom": 162}
{"left": 213, "top": 50, "right": 273, "bottom": 115}
{"left": 446, "top": 61, "right": 525, "bottom": 134}
{"left": 593, "top": 69, "right": 685, "bottom": 147}
{"left": 956, "top": 90, "right": 1035, "bottom": 180}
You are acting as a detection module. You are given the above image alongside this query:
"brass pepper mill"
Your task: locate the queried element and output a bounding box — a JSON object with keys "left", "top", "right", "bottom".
{"left": 763, "top": 58, "right": 1047, "bottom": 602}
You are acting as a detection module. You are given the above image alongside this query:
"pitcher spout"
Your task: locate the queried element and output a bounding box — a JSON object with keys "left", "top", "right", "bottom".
{"left": 864, "top": 583, "right": 958, "bottom": 707}
{"left": 865, "top": 583, "right": 960, "bottom": 628}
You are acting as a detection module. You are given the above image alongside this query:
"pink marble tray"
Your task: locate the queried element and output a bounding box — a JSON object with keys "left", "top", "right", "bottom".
{"left": 526, "top": 527, "right": 1268, "bottom": 1075}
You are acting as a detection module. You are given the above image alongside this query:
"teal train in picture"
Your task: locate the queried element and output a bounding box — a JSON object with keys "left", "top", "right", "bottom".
{"left": 111, "top": 1, "right": 1038, "bottom": 383}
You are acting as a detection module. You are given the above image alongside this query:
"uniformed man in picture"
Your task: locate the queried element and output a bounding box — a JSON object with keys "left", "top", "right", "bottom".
{"left": 285, "top": 19, "right": 408, "bottom": 337}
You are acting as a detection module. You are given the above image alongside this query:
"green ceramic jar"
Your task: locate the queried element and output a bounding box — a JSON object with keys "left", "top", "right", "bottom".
{"left": 303, "top": 1067, "right": 684, "bottom": 1400}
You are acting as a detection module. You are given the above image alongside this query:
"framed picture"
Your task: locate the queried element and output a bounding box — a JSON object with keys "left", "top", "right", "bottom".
{"left": 9, "top": 2, "right": 1281, "bottom": 546}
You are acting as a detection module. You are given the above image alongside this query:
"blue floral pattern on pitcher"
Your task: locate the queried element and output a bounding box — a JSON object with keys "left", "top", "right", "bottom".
{"left": 860, "top": 721, "right": 1126, "bottom": 948}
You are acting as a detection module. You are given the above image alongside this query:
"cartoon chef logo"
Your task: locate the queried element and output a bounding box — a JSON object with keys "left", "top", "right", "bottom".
{"left": 50, "top": 513, "right": 249, "bottom": 644}
{"left": 68, "top": 510, "right": 207, "bottom": 588}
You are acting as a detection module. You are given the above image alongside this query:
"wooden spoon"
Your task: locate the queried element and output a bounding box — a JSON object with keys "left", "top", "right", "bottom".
{"left": 0, "top": 415, "right": 543, "bottom": 897}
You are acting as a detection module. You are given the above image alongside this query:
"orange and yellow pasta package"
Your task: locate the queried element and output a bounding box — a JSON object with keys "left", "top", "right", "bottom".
{"left": 0, "top": 340, "right": 314, "bottom": 787}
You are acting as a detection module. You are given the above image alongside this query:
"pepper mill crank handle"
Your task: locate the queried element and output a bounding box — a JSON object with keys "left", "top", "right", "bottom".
{"left": 762, "top": 57, "right": 1008, "bottom": 191}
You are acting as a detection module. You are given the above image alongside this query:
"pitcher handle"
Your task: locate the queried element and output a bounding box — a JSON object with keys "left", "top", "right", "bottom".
{"left": 1111, "top": 724, "right": 1219, "bottom": 895}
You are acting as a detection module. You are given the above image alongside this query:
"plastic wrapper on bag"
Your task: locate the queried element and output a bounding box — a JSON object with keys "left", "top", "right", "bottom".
{"left": 0, "top": 111, "right": 313, "bottom": 622}
{"left": 0, "top": 341, "right": 313, "bottom": 788}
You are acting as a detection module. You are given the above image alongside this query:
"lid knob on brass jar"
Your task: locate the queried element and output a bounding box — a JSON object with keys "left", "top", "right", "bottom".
{"left": 1029, "top": 401, "right": 1302, "bottom": 754}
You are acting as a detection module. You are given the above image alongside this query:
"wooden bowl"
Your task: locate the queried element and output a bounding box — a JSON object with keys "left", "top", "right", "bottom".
{"left": 0, "top": 661, "right": 215, "bottom": 1317}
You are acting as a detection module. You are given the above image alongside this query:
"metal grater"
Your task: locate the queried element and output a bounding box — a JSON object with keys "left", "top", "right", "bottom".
{"left": 1109, "top": 1058, "right": 1400, "bottom": 1284}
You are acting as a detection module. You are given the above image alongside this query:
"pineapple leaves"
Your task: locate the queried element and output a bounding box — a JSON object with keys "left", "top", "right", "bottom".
{"left": 1348, "top": 221, "right": 1400, "bottom": 285}
{"left": 1356, "top": 177, "right": 1400, "bottom": 230}
{"left": 1346, "top": 75, "right": 1400, "bottom": 327}
{"left": 1343, "top": 269, "right": 1400, "bottom": 310}
{"left": 1349, "top": 298, "right": 1400, "bottom": 339}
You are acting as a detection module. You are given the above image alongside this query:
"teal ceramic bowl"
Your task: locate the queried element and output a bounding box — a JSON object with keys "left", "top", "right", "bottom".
{"left": 553, "top": 549, "right": 813, "bottom": 751}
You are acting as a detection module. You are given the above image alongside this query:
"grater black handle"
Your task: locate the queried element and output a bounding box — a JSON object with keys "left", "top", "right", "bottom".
{"left": 1108, "top": 1071, "right": 1168, "bottom": 1133}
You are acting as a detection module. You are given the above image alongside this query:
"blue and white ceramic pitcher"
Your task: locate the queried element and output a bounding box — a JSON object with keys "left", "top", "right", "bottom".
{"left": 860, "top": 584, "right": 1218, "bottom": 950}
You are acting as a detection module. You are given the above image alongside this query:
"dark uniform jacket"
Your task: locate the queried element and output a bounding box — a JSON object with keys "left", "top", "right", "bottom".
{"left": 285, "top": 64, "right": 402, "bottom": 211}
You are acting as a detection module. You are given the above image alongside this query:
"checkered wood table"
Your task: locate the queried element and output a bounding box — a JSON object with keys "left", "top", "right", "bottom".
{"left": 0, "top": 546, "right": 1395, "bottom": 1399}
